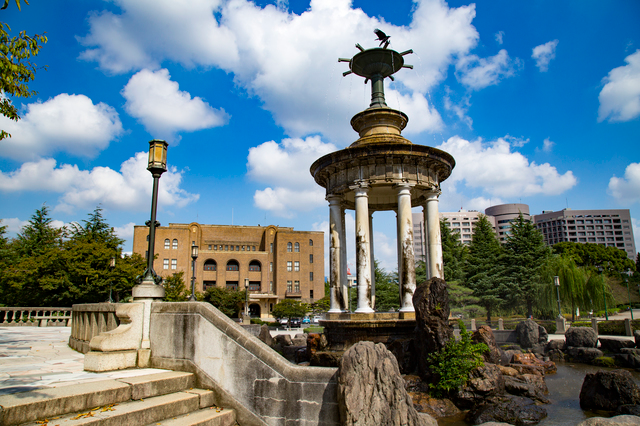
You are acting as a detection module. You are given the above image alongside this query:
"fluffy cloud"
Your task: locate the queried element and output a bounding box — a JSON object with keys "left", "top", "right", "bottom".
{"left": 122, "top": 69, "right": 229, "bottom": 142}
{"left": 542, "top": 138, "right": 554, "bottom": 152}
{"left": 532, "top": 39, "right": 558, "bottom": 72}
{"left": 608, "top": 162, "right": 640, "bottom": 205}
{"left": 113, "top": 222, "right": 136, "bottom": 240}
{"left": 437, "top": 135, "right": 577, "bottom": 198}
{"left": 0, "top": 218, "right": 29, "bottom": 235}
{"left": 0, "top": 153, "right": 199, "bottom": 212}
{"left": 598, "top": 50, "right": 640, "bottom": 123}
{"left": 456, "top": 49, "right": 521, "bottom": 90}
{"left": 78, "top": 0, "right": 481, "bottom": 143}
{"left": 247, "top": 136, "right": 335, "bottom": 217}
{"left": 495, "top": 31, "right": 504, "bottom": 45}
{"left": 0, "top": 94, "right": 123, "bottom": 161}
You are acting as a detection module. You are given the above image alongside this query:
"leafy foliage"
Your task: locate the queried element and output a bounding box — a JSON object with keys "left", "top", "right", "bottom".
{"left": 373, "top": 259, "right": 400, "bottom": 312}
{"left": 203, "top": 286, "right": 246, "bottom": 317}
{"left": 448, "top": 281, "right": 485, "bottom": 319}
{"left": 441, "top": 219, "right": 467, "bottom": 281}
{"left": 553, "top": 242, "right": 635, "bottom": 275}
{"left": 426, "top": 320, "right": 488, "bottom": 397}
{"left": 271, "top": 299, "right": 309, "bottom": 322}
{"left": 163, "top": 271, "right": 188, "bottom": 301}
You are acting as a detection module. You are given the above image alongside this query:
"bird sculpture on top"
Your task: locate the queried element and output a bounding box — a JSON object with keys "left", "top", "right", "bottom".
{"left": 374, "top": 28, "right": 390, "bottom": 49}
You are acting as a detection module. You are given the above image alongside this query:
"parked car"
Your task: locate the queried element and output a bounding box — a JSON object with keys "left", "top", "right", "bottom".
{"left": 279, "top": 318, "right": 288, "bottom": 326}
{"left": 302, "top": 317, "right": 311, "bottom": 324}
{"left": 289, "top": 317, "right": 302, "bottom": 328}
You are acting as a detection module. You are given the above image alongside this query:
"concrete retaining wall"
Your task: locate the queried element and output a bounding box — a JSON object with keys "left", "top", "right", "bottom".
{"left": 149, "top": 302, "right": 339, "bottom": 426}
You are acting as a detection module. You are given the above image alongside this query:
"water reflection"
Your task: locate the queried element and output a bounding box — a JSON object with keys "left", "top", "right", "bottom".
{"left": 437, "top": 362, "right": 640, "bottom": 426}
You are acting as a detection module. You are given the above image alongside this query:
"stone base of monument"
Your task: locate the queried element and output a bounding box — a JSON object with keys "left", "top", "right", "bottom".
{"left": 320, "top": 313, "right": 416, "bottom": 352}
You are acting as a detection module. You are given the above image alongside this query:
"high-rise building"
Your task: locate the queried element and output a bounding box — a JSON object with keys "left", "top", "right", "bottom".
{"left": 532, "top": 209, "right": 636, "bottom": 259}
{"left": 485, "top": 203, "right": 530, "bottom": 243}
{"left": 132, "top": 222, "right": 324, "bottom": 318}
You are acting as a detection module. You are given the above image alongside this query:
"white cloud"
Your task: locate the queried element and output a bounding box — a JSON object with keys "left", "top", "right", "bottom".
{"left": 437, "top": 135, "right": 577, "bottom": 198}
{"left": 467, "top": 197, "right": 505, "bottom": 213}
{"left": 542, "top": 137, "right": 555, "bottom": 152}
{"left": 78, "top": 0, "right": 480, "bottom": 143}
{"left": 386, "top": 91, "right": 443, "bottom": 134}
{"left": 503, "top": 134, "right": 529, "bottom": 148}
{"left": 532, "top": 39, "right": 558, "bottom": 72}
{"left": 0, "top": 218, "right": 29, "bottom": 235}
{"left": 122, "top": 69, "right": 229, "bottom": 142}
{"left": 608, "top": 162, "right": 640, "bottom": 205}
{"left": 598, "top": 50, "right": 640, "bottom": 123}
{"left": 0, "top": 94, "right": 123, "bottom": 161}
{"left": 456, "top": 49, "right": 521, "bottom": 90}
{"left": 0, "top": 153, "right": 199, "bottom": 213}
{"left": 248, "top": 136, "right": 336, "bottom": 217}
{"left": 495, "top": 31, "right": 504, "bottom": 45}
{"left": 632, "top": 218, "right": 639, "bottom": 256}
{"left": 443, "top": 89, "right": 472, "bottom": 129}
{"left": 113, "top": 222, "right": 136, "bottom": 240}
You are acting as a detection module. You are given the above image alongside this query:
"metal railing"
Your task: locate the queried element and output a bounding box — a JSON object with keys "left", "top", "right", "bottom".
{"left": 0, "top": 307, "right": 72, "bottom": 327}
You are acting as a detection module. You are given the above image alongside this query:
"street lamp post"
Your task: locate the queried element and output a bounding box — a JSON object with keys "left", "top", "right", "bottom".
{"left": 625, "top": 268, "right": 634, "bottom": 320}
{"left": 244, "top": 278, "right": 250, "bottom": 324}
{"left": 554, "top": 276, "right": 561, "bottom": 318}
{"left": 189, "top": 245, "right": 199, "bottom": 301}
{"left": 598, "top": 265, "right": 608, "bottom": 320}
{"left": 133, "top": 140, "right": 168, "bottom": 301}
{"left": 108, "top": 256, "right": 116, "bottom": 303}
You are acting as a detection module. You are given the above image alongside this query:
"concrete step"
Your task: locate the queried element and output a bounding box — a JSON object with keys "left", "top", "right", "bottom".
{"left": 19, "top": 391, "right": 202, "bottom": 425}
{"left": 146, "top": 407, "right": 236, "bottom": 426}
{"left": 0, "top": 371, "right": 196, "bottom": 425}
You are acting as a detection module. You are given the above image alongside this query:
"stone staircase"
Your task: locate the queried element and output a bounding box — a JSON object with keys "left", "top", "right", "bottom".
{"left": 0, "top": 371, "right": 236, "bottom": 426}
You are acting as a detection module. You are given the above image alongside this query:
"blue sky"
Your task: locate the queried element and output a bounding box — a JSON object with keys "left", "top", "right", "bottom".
{"left": 1, "top": 0, "right": 639, "bottom": 273}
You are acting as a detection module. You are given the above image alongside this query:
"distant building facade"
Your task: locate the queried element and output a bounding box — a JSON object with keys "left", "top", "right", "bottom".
{"left": 532, "top": 209, "right": 636, "bottom": 259}
{"left": 132, "top": 223, "right": 324, "bottom": 318}
{"left": 485, "top": 203, "right": 530, "bottom": 243}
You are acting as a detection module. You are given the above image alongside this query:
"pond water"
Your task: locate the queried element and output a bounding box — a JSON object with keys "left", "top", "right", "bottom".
{"left": 438, "top": 362, "right": 640, "bottom": 426}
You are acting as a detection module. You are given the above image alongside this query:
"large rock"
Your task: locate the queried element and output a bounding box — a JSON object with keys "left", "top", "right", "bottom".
{"left": 258, "top": 324, "right": 273, "bottom": 347}
{"left": 473, "top": 326, "right": 503, "bottom": 365}
{"left": 408, "top": 392, "right": 461, "bottom": 418}
{"left": 453, "top": 363, "right": 505, "bottom": 409}
{"left": 306, "top": 332, "right": 327, "bottom": 357}
{"left": 467, "top": 395, "right": 547, "bottom": 426}
{"left": 599, "top": 337, "right": 636, "bottom": 353}
{"left": 515, "top": 319, "right": 548, "bottom": 349}
{"left": 634, "top": 329, "right": 640, "bottom": 347}
{"left": 566, "top": 347, "right": 603, "bottom": 364}
{"left": 413, "top": 277, "right": 454, "bottom": 381}
{"left": 337, "top": 341, "right": 432, "bottom": 426}
{"left": 565, "top": 327, "right": 598, "bottom": 348}
{"left": 617, "top": 348, "right": 640, "bottom": 369}
{"left": 274, "top": 334, "right": 293, "bottom": 346}
{"left": 503, "top": 374, "right": 549, "bottom": 403}
{"left": 512, "top": 353, "right": 556, "bottom": 375}
{"left": 579, "top": 369, "right": 640, "bottom": 411}
{"left": 576, "top": 415, "right": 640, "bottom": 426}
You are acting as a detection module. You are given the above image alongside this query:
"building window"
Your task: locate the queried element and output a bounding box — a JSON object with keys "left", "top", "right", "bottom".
{"left": 230, "top": 245, "right": 234, "bottom": 251}
{"left": 236, "top": 245, "right": 239, "bottom": 251}
{"left": 310, "top": 272, "right": 314, "bottom": 281}
{"left": 171, "top": 259, "right": 177, "bottom": 269}
{"left": 287, "top": 242, "right": 292, "bottom": 252}
{"left": 270, "top": 262, "right": 273, "bottom": 272}
{"left": 294, "top": 281, "right": 300, "bottom": 292}
{"left": 203, "top": 281, "right": 216, "bottom": 290}
{"left": 164, "top": 239, "right": 170, "bottom": 249}
{"left": 163, "top": 259, "right": 169, "bottom": 269}
{"left": 270, "top": 281, "right": 274, "bottom": 292}
{"left": 172, "top": 239, "right": 178, "bottom": 249}
{"left": 242, "top": 246, "right": 245, "bottom": 251}
{"left": 310, "top": 290, "right": 314, "bottom": 300}
{"left": 252, "top": 246, "right": 256, "bottom": 251}
{"left": 287, "top": 261, "right": 292, "bottom": 272}
{"left": 225, "top": 245, "right": 228, "bottom": 251}
{"left": 294, "top": 261, "right": 300, "bottom": 271}
{"left": 270, "top": 243, "right": 273, "bottom": 253}
{"left": 249, "top": 260, "right": 261, "bottom": 271}
{"left": 309, "top": 254, "right": 313, "bottom": 263}
{"left": 294, "top": 242, "right": 300, "bottom": 252}
{"left": 287, "top": 281, "right": 293, "bottom": 292}
{"left": 208, "top": 245, "right": 212, "bottom": 250}
{"left": 204, "top": 260, "right": 216, "bottom": 271}
{"left": 248, "top": 281, "right": 261, "bottom": 291}
{"left": 226, "top": 281, "right": 238, "bottom": 290}
{"left": 227, "top": 260, "right": 239, "bottom": 271}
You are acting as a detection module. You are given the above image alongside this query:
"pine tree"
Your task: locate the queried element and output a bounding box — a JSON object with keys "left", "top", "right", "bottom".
{"left": 440, "top": 218, "right": 467, "bottom": 282}
{"left": 464, "top": 214, "right": 507, "bottom": 325}
{"left": 504, "top": 213, "right": 550, "bottom": 318}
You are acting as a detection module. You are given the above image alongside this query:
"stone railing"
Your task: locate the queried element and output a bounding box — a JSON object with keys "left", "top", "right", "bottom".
{"left": 0, "top": 307, "right": 72, "bottom": 327}
{"left": 69, "top": 303, "right": 120, "bottom": 353}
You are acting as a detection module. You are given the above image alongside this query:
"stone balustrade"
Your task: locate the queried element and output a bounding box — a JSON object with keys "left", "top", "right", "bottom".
{"left": 69, "top": 303, "right": 120, "bottom": 353}
{"left": 0, "top": 307, "right": 72, "bottom": 327}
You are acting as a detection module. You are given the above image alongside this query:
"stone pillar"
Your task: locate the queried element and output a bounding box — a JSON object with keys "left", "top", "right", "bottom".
{"left": 354, "top": 185, "right": 374, "bottom": 313}
{"left": 396, "top": 184, "right": 416, "bottom": 312}
{"left": 425, "top": 191, "right": 444, "bottom": 279}
{"left": 422, "top": 206, "right": 430, "bottom": 276}
{"left": 328, "top": 195, "right": 346, "bottom": 313}
{"left": 340, "top": 205, "right": 349, "bottom": 311}
{"left": 369, "top": 210, "right": 375, "bottom": 309}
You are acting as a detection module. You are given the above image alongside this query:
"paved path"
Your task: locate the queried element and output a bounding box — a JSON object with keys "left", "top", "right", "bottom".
{"left": 0, "top": 327, "right": 167, "bottom": 396}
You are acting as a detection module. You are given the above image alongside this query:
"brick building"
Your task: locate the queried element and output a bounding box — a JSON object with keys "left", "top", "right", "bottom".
{"left": 132, "top": 223, "right": 324, "bottom": 318}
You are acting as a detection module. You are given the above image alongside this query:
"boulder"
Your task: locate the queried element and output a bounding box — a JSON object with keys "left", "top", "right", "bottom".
{"left": 388, "top": 338, "right": 416, "bottom": 374}
{"left": 565, "top": 327, "right": 598, "bottom": 348}
{"left": 599, "top": 337, "right": 636, "bottom": 353}
{"left": 501, "top": 349, "right": 522, "bottom": 365}
{"left": 453, "top": 363, "right": 505, "bottom": 409}
{"left": 467, "top": 395, "right": 547, "bottom": 426}
{"left": 413, "top": 277, "right": 454, "bottom": 381}
{"left": 579, "top": 369, "right": 640, "bottom": 411}
{"left": 512, "top": 353, "right": 556, "bottom": 375}
{"left": 292, "top": 333, "right": 307, "bottom": 346}
{"left": 408, "top": 392, "right": 461, "bottom": 418}
{"left": 515, "top": 319, "right": 548, "bottom": 349}
{"left": 473, "top": 326, "right": 503, "bottom": 365}
{"left": 634, "top": 329, "right": 640, "bottom": 347}
{"left": 503, "top": 374, "right": 549, "bottom": 403}
{"left": 306, "top": 333, "right": 327, "bottom": 357}
{"left": 497, "top": 365, "right": 519, "bottom": 377}
{"left": 617, "top": 348, "right": 640, "bottom": 369}
{"left": 566, "top": 347, "right": 603, "bottom": 364}
{"left": 616, "top": 405, "right": 640, "bottom": 416}
{"left": 546, "top": 340, "right": 565, "bottom": 351}
{"left": 274, "top": 334, "right": 293, "bottom": 346}
{"left": 337, "top": 341, "right": 431, "bottom": 426}
{"left": 258, "top": 324, "right": 273, "bottom": 347}
{"left": 547, "top": 349, "right": 565, "bottom": 362}
{"left": 310, "top": 350, "right": 343, "bottom": 367}
{"left": 576, "top": 415, "right": 640, "bottom": 426}
{"left": 508, "top": 364, "right": 544, "bottom": 377}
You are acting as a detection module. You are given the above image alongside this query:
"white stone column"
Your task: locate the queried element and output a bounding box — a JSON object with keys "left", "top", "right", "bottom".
{"left": 426, "top": 191, "right": 444, "bottom": 279}
{"left": 369, "top": 210, "right": 375, "bottom": 309}
{"left": 328, "top": 195, "right": 346, "bottom": 313}
{"left": 340, "top": 205, "right": 349, "bottom": 311}
{"left": 354, "top": 185, "right": 374, "bottom": 313}
{"left": 396, "top": 183, "right": 416, "bottom": 311}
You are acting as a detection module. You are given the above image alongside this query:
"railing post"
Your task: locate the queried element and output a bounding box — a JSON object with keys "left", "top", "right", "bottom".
{"left": 471, "top": 319, "right": 476, "bottom": 331}
{"left": 591, "top": 318, "right": 599, "bottom": 335}
{"left": 625, "top": 318, "right": 633, "bottom": 336}
{"left": 498, "top": 318, "right": 504, "bottom": 330}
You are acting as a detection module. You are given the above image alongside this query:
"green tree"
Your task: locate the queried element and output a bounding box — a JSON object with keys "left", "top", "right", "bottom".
{"left": 373, "top": 259, "right": 400, "bottom": 312}
{"left": 464, "top": 214, "right": 507, "bottom": 325}
{"left": 441, "top": 218, "right": 467, "bottom": 281}
{"left": 310, "top": 297, "right": 329, "bottom": 315}
{"left": 271, "top": 299, "right": 309, "bottom": 325}
{"left": 203, "top": 286, "right": 245, "bottom": 317}
{"left": 553, "top": 242, "right": 635, "bottom": 275}
{"left": 163, "top": 271, "right": 188, "bottom": 301}
{"left": 415, "top": 260, "right": 427, "bottom": 285}
{"left": 0, "top": 1, "right": 48, "bottom": 139}
{"left": 448, "top": 281, "right": 485, "bottom": 320}
{"left": 504, "top": 213, "right": 551, "bottom": 318}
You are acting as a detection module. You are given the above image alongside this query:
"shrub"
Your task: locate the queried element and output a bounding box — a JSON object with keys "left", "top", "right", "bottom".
{"left": 537, "top": 320, "right": 557, "bottom": 334}
{"left": 303, "top": 326, "right": 324, "bottom": 334}
{"left": 250, "top": 318, "right": 268, "bottom": 325}
{"left": 597, "top": 320, "right": 626, "bottom": 336}
{"left": 426, "top": 320, "right": 488, "bottom": 397}
{"left": 593, "top": 356, "right": 616, "bottom": 368}
{"left": 571, "top": 321, "right": 591, "bottom": 328}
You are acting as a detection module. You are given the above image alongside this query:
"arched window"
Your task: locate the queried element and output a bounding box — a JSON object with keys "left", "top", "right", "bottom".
{"left": 172, "top": 239, "right": 178, "bottom": 249}
{"left": 204, "top": 260, "right": 217, "bottom": 271}
{"left": 309, "top": 239, "right": 313, "bottom": 246}
{"left": 164, "top": 239, "right": 170, "bottom": 249}
{"left": 287, "top": 242, "right": 292, "bottom": 252}
{"left": 294, "top": 242, "right": 300, "bottom": 252}
{"left": 249, "top": 260, "right": 261, "bottom": 272}
{"left": 226, "top": 260, "right": 239, "bottom": 271}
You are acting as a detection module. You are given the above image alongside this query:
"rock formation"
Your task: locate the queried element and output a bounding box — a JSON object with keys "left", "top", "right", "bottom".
{"left": 579, "top": 370, "right": 640, "bottom": 411}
